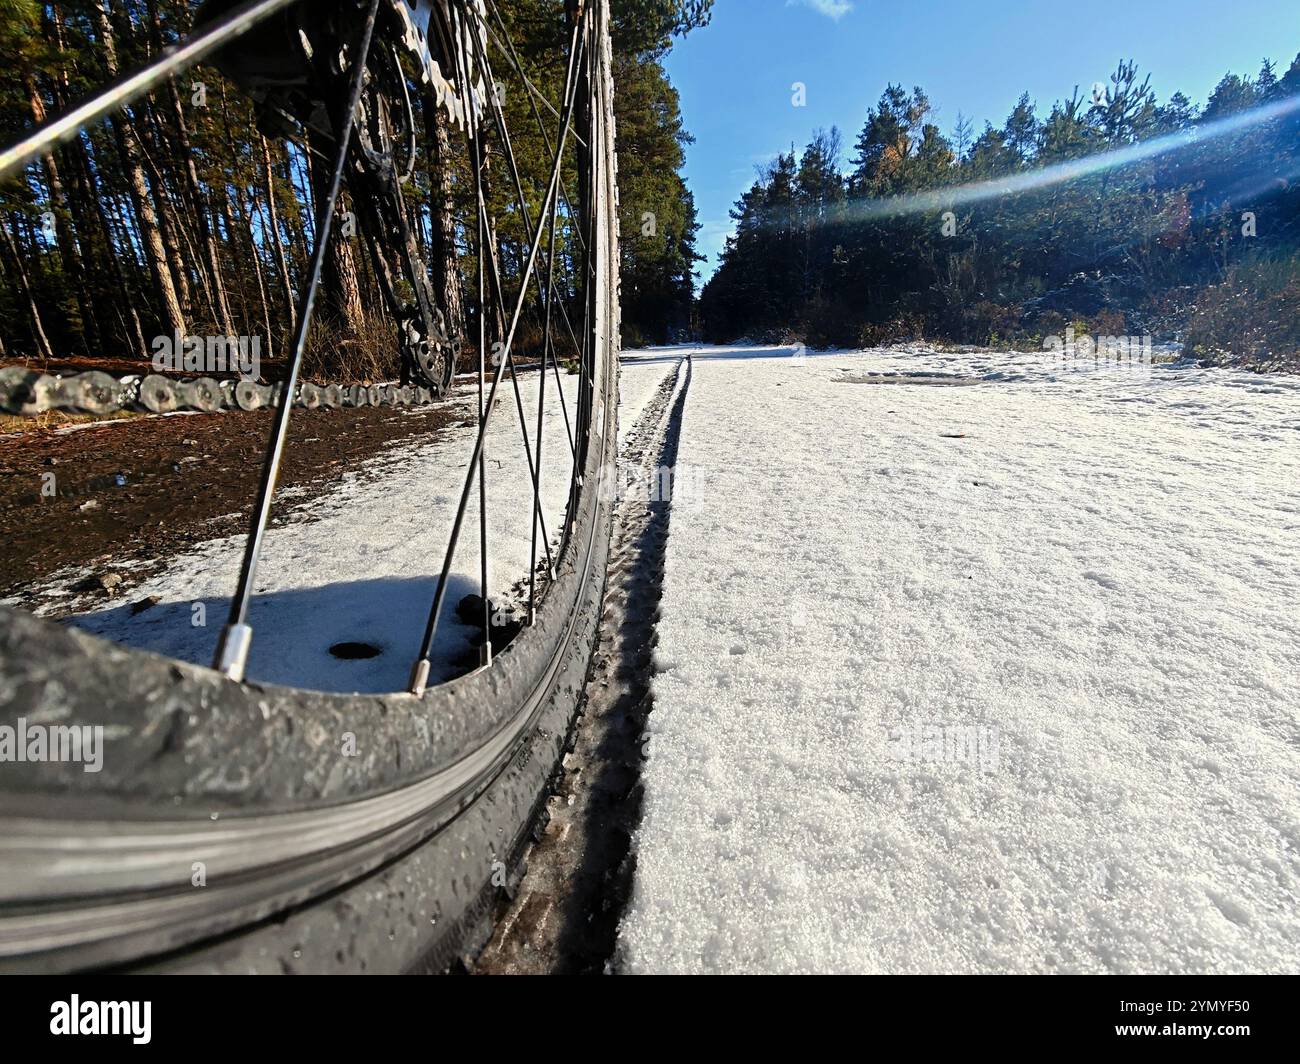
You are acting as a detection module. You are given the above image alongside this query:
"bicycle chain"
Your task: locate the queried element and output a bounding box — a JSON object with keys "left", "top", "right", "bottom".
{"left": 0, "top": 365, "right": 441, "bottom": 418}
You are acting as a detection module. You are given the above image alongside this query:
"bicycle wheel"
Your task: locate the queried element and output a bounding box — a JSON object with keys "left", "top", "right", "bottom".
{"left": 0, "top": 0, "right": 621, "bottom": 973}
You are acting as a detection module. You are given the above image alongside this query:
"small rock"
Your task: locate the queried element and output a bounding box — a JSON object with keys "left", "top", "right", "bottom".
{"left": 456, "top": 593, "right": 493, "bottom": 626}
{"left": 78, "top": 499, "right": 100, "bottom": 512}
{"left": 468, "top": 620, "right": 523, "bottom": 653}
{"left": 74, "top": 571, "right": 122, "bottom": 593}
{"left": 458, "top": 594, "right": 523, "bottom": 654}
{"left": 131, "top": 595, "right": 161, "bottom": 615}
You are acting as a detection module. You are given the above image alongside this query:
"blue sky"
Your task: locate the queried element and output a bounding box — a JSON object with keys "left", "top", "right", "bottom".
{"left": 664, "top": 0, "right": 1300, "bottom": 284}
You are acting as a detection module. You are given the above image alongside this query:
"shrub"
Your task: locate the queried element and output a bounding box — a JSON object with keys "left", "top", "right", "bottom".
{"left": 1085, "top": 307, "right": 1129, "bottom": 338}
{"left": 1184, "top": 259, "right": 1300, "bottom": 371}
{"left": 961, "top": 301, "right": 1020, "bottom": 345}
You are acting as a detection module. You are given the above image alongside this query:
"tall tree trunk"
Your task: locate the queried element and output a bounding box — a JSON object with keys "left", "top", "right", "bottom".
{"left": 94, "top": 0, "right": 184, "bottom": 339}
{"left": 218, "top": 199, "right": 251, "bottom": 332}
{"left": 24, "top": 76, "right": 99, "bottom": 356}
{"left": 260, "top": 135, "right": 297, "bottom": 336}
{"left": 80, "top": 148, "right": 148, "bottom": 356}
{"left": 237, "top": 190, "right": 274, "bottom": 356}
{"left": 49, "top": 2, "right": 146, "bottom": 356}
{"left": 425, "top": 94, "right": 465, "bottom": 344}
{"left": 217, "top": 85, "right": 273, "bottom": 347}
{"left": 0, "top": 217, "right": 55, "bottom": 360}
{"left": 147, "top": 0, "right": 236, "bottom": 335}
{"left": 304, "top": 131, "right": 366, "bottom": 336}
{"left": 135, "top": 109, "right": 193, "bottom": 317}
{"left": 284, "top": 147, "right": 313, "bottom": 282}
{"left": 479, "top": 139, "right": 507, "bottom": 350}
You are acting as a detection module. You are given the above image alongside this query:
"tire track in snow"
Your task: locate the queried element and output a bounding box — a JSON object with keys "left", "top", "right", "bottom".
{"left": 475, "top": 354, "right": 691, "bottom": 973}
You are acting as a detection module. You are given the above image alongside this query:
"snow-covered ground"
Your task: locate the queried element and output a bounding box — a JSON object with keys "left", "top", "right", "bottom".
{"left": 617, "top": 345, "right": 690, "bottom": 450}
{"left": 618, "top": 343, "right": 1300, "bottom": 974}
{"left": 29, "top": 351, "right": 683, "bottom": 694}
{"left": 48, "top": 371, "right": 584, "bottom": 693}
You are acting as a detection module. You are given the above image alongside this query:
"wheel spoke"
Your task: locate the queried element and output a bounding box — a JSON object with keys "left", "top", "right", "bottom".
{"left": 469, "top": 12, "right": 583, "bottom": 463}
{"left": 408, "top": 3, "right": 591, "bottom": 696}
{"left": 530, "top": 164, "right": 565, "bottom": 623}
{"left": 460, "top": 17, "right": 584, "bottom": 585}
{"left": 213, "top": 0, "right": 385, "bottom": 681}
{"left": 464, "top": 12, "right": 564, "bottom": 589}
{"left": 0, "top": 0, "right": 298, "bottom": 181}
{"left": 485, "top": 0, "right": 591, "bottom": 257}
{"left": 454, "top": 8, "right": 495, "bottom": 668}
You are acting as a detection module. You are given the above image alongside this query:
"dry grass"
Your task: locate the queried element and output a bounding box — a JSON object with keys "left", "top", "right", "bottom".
{"left": 302, "top": 314, "right": 399, "bottom": 383}
{"left": 0, "top": 408, "right": 138, "bottom": 436}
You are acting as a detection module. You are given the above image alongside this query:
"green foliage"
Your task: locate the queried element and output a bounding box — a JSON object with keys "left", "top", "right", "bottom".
{"left": 613, "top": 0, "right": 713, "bottom": 58}
{"left": 614, "top": 54, "right": 700, "bottom": 342}
{"left": 702, "top": 55, "right": 1300, "bottom": 367}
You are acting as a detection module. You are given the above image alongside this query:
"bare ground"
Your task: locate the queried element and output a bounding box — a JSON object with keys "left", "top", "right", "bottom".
{"left": 0, "top": 403, "right": 463, "bottom": 614}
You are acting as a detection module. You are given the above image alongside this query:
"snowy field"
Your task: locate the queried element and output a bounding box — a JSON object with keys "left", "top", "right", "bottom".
{"left": 38, "top": 371, "right": 584, "bottom": 693}
{"left": 618, "top": 343, "right": 1300, "bottom": 974}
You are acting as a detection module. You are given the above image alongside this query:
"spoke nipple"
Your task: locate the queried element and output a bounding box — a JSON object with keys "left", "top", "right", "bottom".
{"left": 214, "top": 623, "right": 253, "bottom": 682}
{"left": 408, "top": 659, "right": 431, "bottom": 697}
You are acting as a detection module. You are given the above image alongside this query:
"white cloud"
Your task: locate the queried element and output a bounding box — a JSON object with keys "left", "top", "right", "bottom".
{"left": 787, "top": 0, "right": 854, "bottom": 20}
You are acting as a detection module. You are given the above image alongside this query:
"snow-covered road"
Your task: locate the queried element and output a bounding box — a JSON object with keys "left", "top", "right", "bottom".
{"left": 618, "top": 344, "right": 1300, "bottom": 974}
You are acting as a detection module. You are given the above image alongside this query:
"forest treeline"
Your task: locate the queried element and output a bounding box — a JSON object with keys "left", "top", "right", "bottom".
{"left": 0, "top": 0, "right": 708, "bottom": 376}
{"left": 701, "top": 56, "right": 1300, "bottom": 369}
